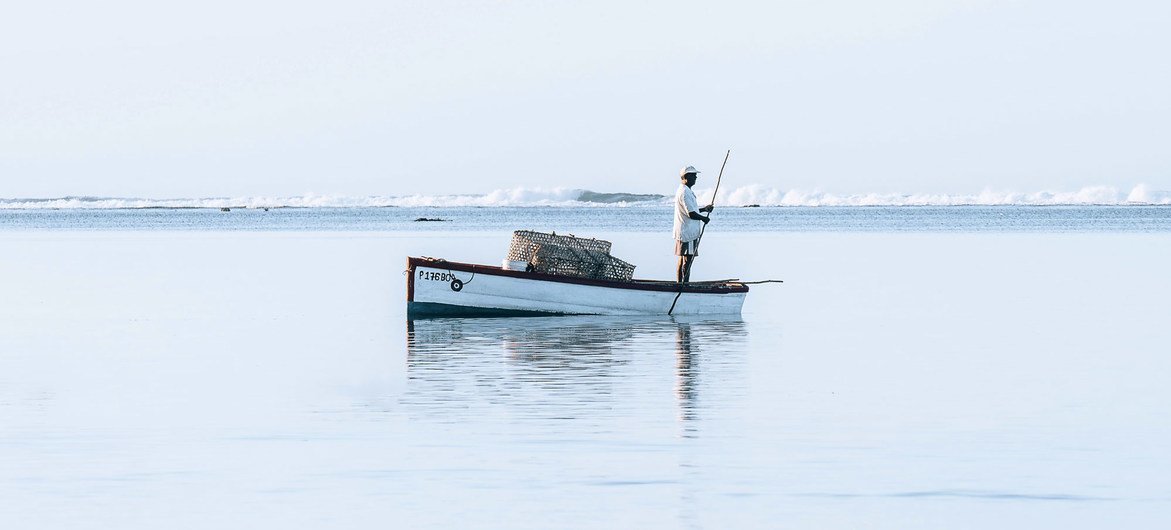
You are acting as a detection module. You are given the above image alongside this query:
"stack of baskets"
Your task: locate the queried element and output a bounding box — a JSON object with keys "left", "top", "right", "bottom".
{"left": 506, "top": 230, "right": 635, "bottom": 281}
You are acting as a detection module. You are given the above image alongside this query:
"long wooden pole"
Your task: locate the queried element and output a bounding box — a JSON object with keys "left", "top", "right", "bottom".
{"left": 696, "top": 149, "right": 730, "bottom": 246}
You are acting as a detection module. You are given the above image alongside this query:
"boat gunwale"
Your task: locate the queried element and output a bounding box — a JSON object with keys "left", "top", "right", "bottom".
{"left": 407, "top": 257, "right": 749, "bottom": 296}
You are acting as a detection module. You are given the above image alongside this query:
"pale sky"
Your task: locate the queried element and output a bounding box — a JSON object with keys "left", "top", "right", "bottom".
{"left": 2, "top": 0, "right": 1168, "bottom": 198}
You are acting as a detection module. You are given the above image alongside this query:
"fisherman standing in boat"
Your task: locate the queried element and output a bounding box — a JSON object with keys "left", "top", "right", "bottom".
{"left": 674, "top": 165, "right": 714, "bottom": 283}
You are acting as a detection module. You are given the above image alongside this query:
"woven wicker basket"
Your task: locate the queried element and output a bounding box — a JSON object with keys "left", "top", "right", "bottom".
{"left": 507, "top": 230, "right": 635, "bottom": 281}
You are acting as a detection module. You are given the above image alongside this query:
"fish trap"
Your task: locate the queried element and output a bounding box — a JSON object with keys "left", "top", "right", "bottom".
{"left": 507, "top": 230, "right": 636, "bottom": 281}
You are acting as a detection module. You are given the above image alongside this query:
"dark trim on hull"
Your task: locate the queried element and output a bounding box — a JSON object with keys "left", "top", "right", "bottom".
{"left": 408, "top": 301, "right": 576, "bottom": 319}
{"left": 408, "top": 257, "right": 749, "bottom": 294}
{"left": 406, "top": 257, "right": 416, "bottom": 302}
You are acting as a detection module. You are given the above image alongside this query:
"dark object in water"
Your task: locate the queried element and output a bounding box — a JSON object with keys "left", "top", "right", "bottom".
{"left": 220, "top": 207, "right": 231, "bottom": 212}
{"left": 743, "top": 204, "right": 761, "bottom": 208}
{"left": 414, "top": 217, "right": 449, "bottom": 222}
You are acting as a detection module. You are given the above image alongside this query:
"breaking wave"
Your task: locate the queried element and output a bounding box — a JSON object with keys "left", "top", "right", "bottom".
{"left": 2, "top": 185, "right": 1168, "bottom": 209}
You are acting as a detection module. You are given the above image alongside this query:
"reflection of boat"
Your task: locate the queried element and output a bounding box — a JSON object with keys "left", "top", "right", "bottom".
{"left": 407, "top": 315, "right": 705, "bottom": 356}
{"left": 403, "top": 316, "right": 748, "bottom": 424}
{"left": 407, "top": 257, "right": 749, "bottom": 318}
{"left": 407, "top": 316, "right": 644, "bottom": 381}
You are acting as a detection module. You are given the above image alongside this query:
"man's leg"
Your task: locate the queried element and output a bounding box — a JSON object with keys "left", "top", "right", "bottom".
{"left": 682, "top": 255, "right": 695, "bottom": 283}
{"left": 676, "top": 256, "right": 687, "bottom": 283}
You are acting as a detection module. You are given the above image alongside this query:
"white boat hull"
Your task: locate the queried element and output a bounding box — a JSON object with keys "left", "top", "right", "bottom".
{"left": 407, "top": 258, "right": 747, "bottom": 318}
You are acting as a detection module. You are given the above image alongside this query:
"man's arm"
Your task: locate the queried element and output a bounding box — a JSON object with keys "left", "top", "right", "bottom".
{"left": 684, "top": 189, "right": 709, "bottom": 223}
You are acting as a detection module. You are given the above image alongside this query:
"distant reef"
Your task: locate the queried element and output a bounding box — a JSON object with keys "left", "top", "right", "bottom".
{"left": 576, "top": 191, "right": 666, "bottom": 204}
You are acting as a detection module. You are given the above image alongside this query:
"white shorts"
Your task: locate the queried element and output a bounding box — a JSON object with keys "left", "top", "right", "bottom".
{"left": 675, "top": 239, "right": 699, "bottom": 256}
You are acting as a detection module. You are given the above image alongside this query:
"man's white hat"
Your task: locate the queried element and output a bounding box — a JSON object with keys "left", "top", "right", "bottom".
{"left": 680, "top": 165, "right": 700, "bottom": 177}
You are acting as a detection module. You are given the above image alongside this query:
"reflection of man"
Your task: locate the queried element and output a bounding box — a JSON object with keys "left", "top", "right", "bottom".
{"left": 674, "top": 166, "right": 714, "bottom": 283}
{"left": 675, "top": 322, "right": 697, "bottom": 426}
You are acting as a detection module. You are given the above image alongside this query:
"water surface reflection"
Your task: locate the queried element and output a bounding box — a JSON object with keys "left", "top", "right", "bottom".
{"left": 404, "top": 316, "right": 748, "bottom": 429}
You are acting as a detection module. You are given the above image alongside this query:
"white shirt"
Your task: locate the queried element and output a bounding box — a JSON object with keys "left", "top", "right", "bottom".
{"left": 673, "top": 184, "right": 702, "bottom": 242}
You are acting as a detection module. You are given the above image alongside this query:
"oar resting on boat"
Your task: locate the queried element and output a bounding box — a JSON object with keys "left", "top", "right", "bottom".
{"left": 632, "top": 278, "right": 740, "bottom": 285}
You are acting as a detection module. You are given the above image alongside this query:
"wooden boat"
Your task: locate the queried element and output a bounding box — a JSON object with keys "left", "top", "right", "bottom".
{"left": 407, "top": 256, "right": 748, "bottom": 318}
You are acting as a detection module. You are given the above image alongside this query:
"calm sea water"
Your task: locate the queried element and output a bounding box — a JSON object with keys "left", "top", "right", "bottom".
{"left": 2, "top": 205, "right": 1170, "bottom": 232}
{"left": 1, "top": 209, "right": 1169, "bottom": 528}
